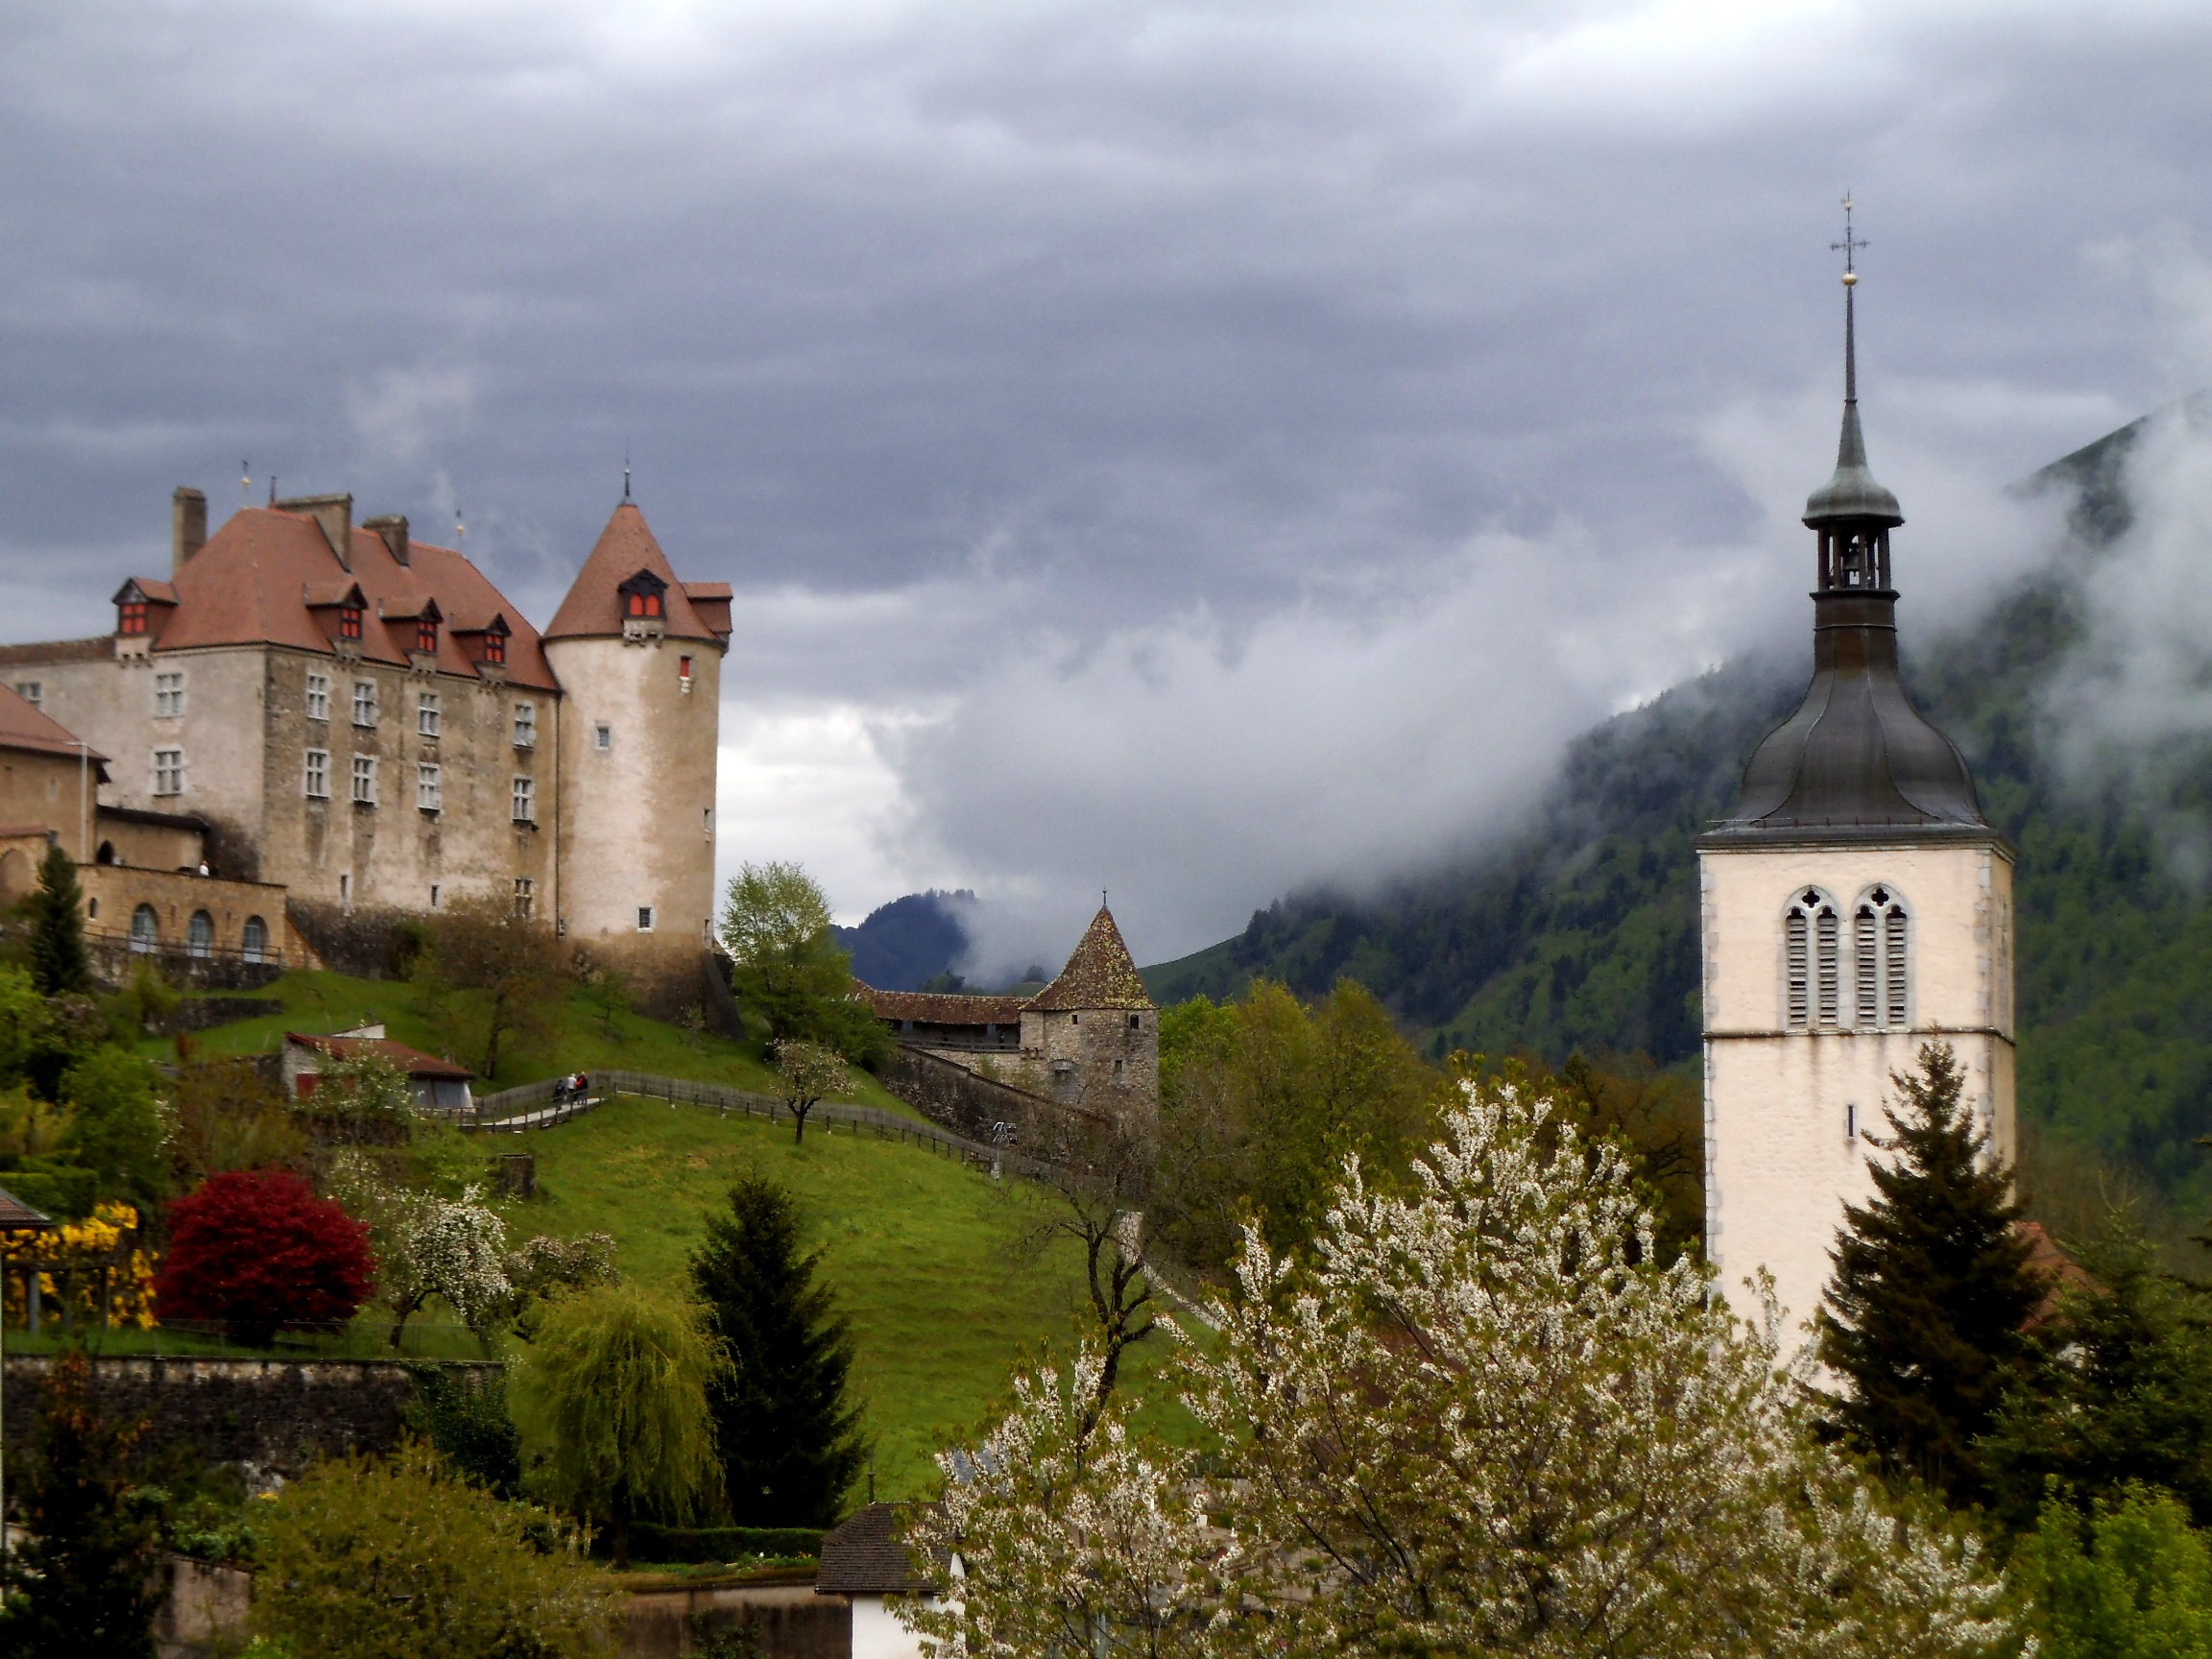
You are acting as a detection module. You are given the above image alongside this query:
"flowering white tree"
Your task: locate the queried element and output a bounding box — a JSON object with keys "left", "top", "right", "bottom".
{"left": 905, "top": 1076, "right": 2017, "bottom": 1659}
{"left": 332, "top": 1154, "right": 512, "bottom": 1343}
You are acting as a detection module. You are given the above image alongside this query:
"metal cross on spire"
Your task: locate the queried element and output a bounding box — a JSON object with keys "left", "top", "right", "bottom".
{"left": 1831, "top": 193, "right": 1868, "bottom": 402}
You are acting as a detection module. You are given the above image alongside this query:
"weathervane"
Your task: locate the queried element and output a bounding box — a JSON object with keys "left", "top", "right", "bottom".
{"left": 1832, "top": 193, "right": 1868, "bottom": 402}
{"left": 455, "top": 506, "right": 467, "bottom": 554}
{"left": 240, "top": 460, "right": 251, "bottom": 503}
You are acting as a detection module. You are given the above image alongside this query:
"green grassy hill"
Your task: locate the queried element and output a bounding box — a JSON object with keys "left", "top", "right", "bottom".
{"left": 508, "top": 1094, "right": 1180, "bottom": 1500}
{"left": 169, "top": 971, "right": 1186, "bottom": 1499}
{"left": 1145, "top": 413, "right": 2212, "bottom": 1236}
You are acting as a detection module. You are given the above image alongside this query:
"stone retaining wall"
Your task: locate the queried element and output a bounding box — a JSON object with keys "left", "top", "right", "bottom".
{"left": 1, "top": 1355, "right": 496, "bottom": 1477}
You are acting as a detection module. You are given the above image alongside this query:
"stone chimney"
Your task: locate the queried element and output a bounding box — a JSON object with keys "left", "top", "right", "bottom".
{"left": 274, "top": 493, "right": 354, "bottom": 569}
{"left": 171, "top": 487, "right": 206, "bottom": 575}
{"left": 362, "top": 514, "right": 410, "bottom": 567}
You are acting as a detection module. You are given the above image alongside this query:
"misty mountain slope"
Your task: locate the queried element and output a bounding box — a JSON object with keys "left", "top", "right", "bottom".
{"left": 1144, "top": 412, "right": 2212, "bottom": 1211}
{"left": 834, "top": 891, "right": 974, "bottom": 990}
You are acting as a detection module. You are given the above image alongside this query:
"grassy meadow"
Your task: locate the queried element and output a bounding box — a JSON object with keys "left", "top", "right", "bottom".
{"left": 510, "top": 1092, "right": 1187, "bottom": 1499}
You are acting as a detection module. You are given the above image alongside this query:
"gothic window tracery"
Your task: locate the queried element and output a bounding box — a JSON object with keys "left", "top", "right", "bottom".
{"left": 1785, "top": 888, "right": 1841, "bottom": 1029}
{"left": 1852, "top": 885, "right": 1911, "bottom": 1029}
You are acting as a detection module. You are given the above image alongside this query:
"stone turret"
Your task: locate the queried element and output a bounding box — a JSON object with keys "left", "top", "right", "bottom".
{"left": 1020, "top": 905, "right": 1158, "bottom": 1121}
{"left": 541, "top": 500, "right": 731, "bottom": 995}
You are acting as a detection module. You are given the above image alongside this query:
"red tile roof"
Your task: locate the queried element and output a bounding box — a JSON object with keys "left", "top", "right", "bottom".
{"left": 0, "top": 1186, "right": 56, "bottom": 1230}
{"left": 861, "top": 988, "right": 1028, "bottom": 1026}
{"left": 286, "top": 1032, "right": 474, "bottom": 1080}
{"left": 0, "top": 682, "right": 109, "bottom": 774}
{"left": 542, "top": 503, "right": 727, "bottom": 644}
{"left": 125, "top": 508, "right": 559, "bottom": 690}
{"left": 1028, "top": 906, "right": 1153, "bottom": 1012}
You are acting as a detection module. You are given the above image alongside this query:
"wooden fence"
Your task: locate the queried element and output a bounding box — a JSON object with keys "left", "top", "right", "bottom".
{"left": 455, "top": 1069, "right": 1059, "bottom": 1179}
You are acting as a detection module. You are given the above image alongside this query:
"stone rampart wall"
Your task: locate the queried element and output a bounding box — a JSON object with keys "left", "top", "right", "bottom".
{"left": 1, "top": 1355, "right": 496, "bottom": 1477}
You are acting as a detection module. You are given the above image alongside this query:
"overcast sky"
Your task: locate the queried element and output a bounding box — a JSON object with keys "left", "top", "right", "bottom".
{"left": 4, "top": 1, "right": 2209, "bottom": 973}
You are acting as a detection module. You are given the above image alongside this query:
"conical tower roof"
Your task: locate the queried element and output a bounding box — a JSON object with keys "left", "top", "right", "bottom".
{"left": 1028, "top": 906, "right": 1154, "bottom": 1011}
{"left": 543, "top": 501, "right": 719, "bottom": 644}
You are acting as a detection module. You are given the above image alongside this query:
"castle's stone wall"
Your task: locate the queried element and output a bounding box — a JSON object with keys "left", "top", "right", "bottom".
{"left": 1701, "top": 838, "right": 2016, "bottom": 1345}
{"left": 79, "top": 862, "right": 292, "bottom": 968}
{"left": 0, "top": 1355, "right": 496, "bottom": 1477}
{"left": 1017, "top": 1006, "right": 1158, "bottom": 1125}
{"left": 547, "top": 631, "right": 721, "bottom": 968}
{"left": 0, "top": 743, "right": 84, "bottom": 850}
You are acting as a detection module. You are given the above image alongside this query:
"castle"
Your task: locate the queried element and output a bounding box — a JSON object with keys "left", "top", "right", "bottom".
{"left": 0, "top": 486, "right": 726, "bottom": 991}
{"left": 1699, "top": 252, "right": 2016, "bottom": 1337}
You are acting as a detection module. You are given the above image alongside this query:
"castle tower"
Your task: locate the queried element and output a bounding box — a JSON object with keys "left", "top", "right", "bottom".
{"left": 1021, "top": 904, "right": 1160, "bottom": 1126}
{"left": 1698, "top": 237, "right": 2015, "bottom": 1340}
{"left": 542, "top": 500, "right": 732, "bottom": 986}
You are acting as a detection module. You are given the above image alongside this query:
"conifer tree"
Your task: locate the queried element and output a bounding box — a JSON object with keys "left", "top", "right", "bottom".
{"left": 27, "top": 843, "right": 91, "bottom": 998}
{"left": 1818, "top": 1041, "right": 2044, "bottom": 1504}
{"left": 690, "top": 1175, "right": 868, "bottom": 1527}
{"left": 1982, "top": 1207, "right": 2212, "bottom": 1537}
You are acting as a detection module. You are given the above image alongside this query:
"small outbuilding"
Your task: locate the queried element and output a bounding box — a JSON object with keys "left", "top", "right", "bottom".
{"left": 281, "top": 1027, "right": 475, "bottom": 1115}
{"left": 816, "top": 1503, "right": 950, "bottom": 1659}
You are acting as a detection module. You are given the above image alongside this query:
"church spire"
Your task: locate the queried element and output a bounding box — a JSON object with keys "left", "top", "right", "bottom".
{"left": 1804, "top": 195, "right": 1903, "bottom": 540}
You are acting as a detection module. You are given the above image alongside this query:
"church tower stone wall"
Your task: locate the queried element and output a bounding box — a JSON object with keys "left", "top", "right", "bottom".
{"left": 1699, "top": 243, "right": 2016, "bottom": 1343}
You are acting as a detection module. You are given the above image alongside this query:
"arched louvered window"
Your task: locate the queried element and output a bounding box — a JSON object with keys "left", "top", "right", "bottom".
{"left": 1848, "top": 886, "right": 1911, "bottom": 1028}
{"left": 1785, "top": 889, "right": 1840, "bottom": 1029}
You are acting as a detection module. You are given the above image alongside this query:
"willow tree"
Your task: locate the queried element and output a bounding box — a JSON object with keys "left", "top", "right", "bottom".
{"left": 507, "top": 1284, "right": 725, "bottom": 1565}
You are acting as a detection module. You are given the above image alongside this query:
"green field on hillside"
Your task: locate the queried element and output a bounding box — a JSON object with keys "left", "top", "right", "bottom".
{"left": 156, "top": 970, "right": 917, "bottom": 1116}
{"left": 509, "top": 1093, "right": 1187, "bottom": 1500}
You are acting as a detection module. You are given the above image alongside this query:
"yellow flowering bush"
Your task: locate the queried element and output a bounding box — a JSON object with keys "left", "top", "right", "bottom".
{"left": 2, "top": 1200, "right": 156, "bottom": 1329}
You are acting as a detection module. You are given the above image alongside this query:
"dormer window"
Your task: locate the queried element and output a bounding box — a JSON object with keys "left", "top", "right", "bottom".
{"left": 118, "top": 598, "right": 149, "bottom": 636}
{"left": 338, "top": 603, "right": 363, "bottom": 640}
{"left": 483, "top": 627, "right": 507, "bottom": 666}
{"left": 618, "top": 569, "right": 669, "bottom": 626}
{"left": 417, "top": 616, "right": 438, "bottom": 655}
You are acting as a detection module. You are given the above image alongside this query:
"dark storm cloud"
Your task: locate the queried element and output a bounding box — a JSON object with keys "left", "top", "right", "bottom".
{"left": 2, "top": 2, "right": 2209, "bottom": 962}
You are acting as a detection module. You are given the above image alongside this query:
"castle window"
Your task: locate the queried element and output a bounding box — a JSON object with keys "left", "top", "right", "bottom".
{"left": 339, "top": 873, "right": 351, "bottom": 908}
{"left": 514, "top": 702, "right": 536, "bottom": 748}
{"left": 430, "top": 883, "right": 442, "bottom": 909}
{"left": 154, "top": 671, "right": 185, "bottom": 718}
{"left": 1129, "top": 1014, "right": 1141, "bottom": 1029}
{"left": 130, "top": 903, "right": 158, "bottom": 951}
{"left": 417, "top": 616, "right": 439, "bottom": 655}
{"left": 353, "top": 680, "right": 376, "bottom": 727}
{"left": 512, "top": 775, "right": 535, "bottom": 823}
{"left": 637, "top": 905, "right": 655, "bottom": 932}
{"left": 514, "top": 877, "right": 535, "bottom": 918}
{"left": 118, "top": 598, "right": 149, "bottom": 636}
{"left": 153, "top": 748, "right": 184, "bottom": 797}
{"left": 338, "top": 602, "right": 363, "bottom": 640}
{"left": 351, "top": 755, "right": 376, "bottom": 805}
{"left": 242, "top": 915, "right": 269, "bottom": 963}
{"left": 482, "top": 628, "right": 506, "bottom": 666}
{"left": 418, "top": 692, "right": 441, "bottom": 737}
{"left": 626, "top": 589, "right": 663, "bottom": 619}
{"left": 87, "top": 897, "right": 98, "bottom": 919}
{"left": 304, "top": 749, "right": 330, "bottom": 799}
{"left": 594, "top": 723, "right": 612, "bottom": 753}
{"left": 187, "top": 910, "right": 213, "bottom": 959}
{"left": 305, "top": 671, "right": 329, "bottom": 721}
{"left": 679, "top": 655, "right": 693, "bottom": 692}
{"left": 14, "top": 682, "right": 40, "bottom": 708}
{"left": 1784, "top": 889, "right": 1840, "bottom": 1029}
{"left": 417, "top": 763, "right": 442, "bottom": 812}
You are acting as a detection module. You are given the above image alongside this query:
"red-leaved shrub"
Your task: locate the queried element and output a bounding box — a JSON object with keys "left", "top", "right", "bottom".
{"left": 156, "top": 1170, "right": 375, "bottom": 1346}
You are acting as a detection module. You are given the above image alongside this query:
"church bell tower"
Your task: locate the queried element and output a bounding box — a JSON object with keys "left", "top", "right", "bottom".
{"left": 1698, "top": 209, "right": 2016, "bottom": 1340}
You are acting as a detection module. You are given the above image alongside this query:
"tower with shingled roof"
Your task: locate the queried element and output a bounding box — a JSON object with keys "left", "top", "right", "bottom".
{"left": 1018, "top": 904, "right": 1158, "bottom": 1121}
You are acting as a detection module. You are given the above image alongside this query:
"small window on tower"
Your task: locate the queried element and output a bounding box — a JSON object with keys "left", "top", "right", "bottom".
{"left": 14, "top": 682, "right": 41, "bottom": 708}
{"left": 1784, "top": 888, "right": 1839, "bottom": 1030}
{"left": 514, "top": 702, "right": 537, "bottom": 748}
{"left": 626, "top": 589, "right": 663, "bottom": 618}
{"left": 417, "top": 616, "right": 439, "bottom": 655}
{"left": 418, "top": 692, "right": 441, "bottom": 737}
{"left": 593, "top": 723, "right": 613, "bottom": 753}
{"left": 338, "top": 603, "right": 363, "bottom": 640}
{"left": 483, "top": 629, "right": 506, "bottom": 666}
{"left": 636, "top": 905, "right": 655, "bottom": 932}
{"left": 118, "top": 598, "right": 149, "bottom": 636}
{"left": 514, "top": 878, "right": 535, "bottom": 919}
{"left": 679, "top": 655, "right": 693, "bottom": 692}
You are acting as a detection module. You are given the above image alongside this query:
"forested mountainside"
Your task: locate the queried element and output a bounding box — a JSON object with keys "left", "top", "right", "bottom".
{"left": 1146, "top": 413, "right": 2212, "bottom": 1217}
{"left": 834, "top": 890, "right": 974, "bottom": 990}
